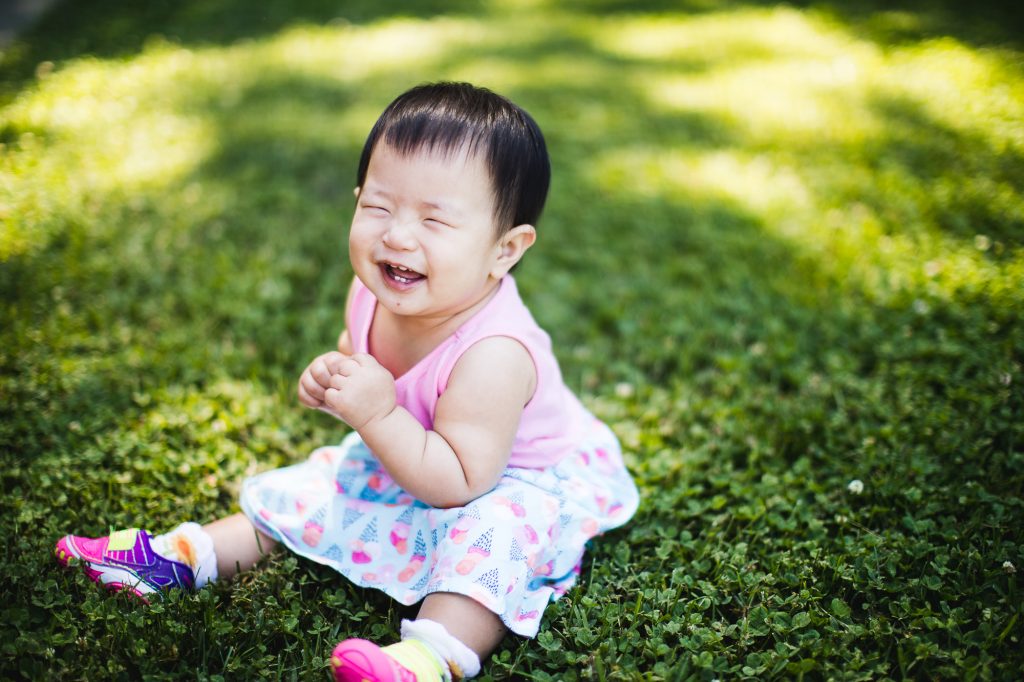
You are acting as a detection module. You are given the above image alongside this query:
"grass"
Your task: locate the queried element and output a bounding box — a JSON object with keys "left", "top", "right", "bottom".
{"left": 2, "top": 0, "right": 1022, "bottom": 679}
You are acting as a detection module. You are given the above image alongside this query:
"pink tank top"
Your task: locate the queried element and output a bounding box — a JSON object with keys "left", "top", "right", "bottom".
{"left": 346, "top": 275, "right": 590, "bottom": 469}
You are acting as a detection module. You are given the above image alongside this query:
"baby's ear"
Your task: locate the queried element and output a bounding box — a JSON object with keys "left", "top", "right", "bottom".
{"left": 353, "top": 186, "right": 361, "bottom": 198}
{"left": 492, "top": 224, "right": 536, "bottom": 277}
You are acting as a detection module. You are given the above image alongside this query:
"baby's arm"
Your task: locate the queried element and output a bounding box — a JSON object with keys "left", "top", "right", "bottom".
{"left": 325, "top": 337, "right": 536, "bottom": 508}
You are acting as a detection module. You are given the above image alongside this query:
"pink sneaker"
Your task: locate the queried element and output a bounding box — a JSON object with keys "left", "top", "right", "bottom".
{"left": 330, "top": 638, "right": 446, "bottom": 682}
{"left": 55, "top": 528, "right": 195, "bottom": 600}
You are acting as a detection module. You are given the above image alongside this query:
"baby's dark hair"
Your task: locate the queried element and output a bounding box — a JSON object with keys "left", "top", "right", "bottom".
{"left": 356, "top": 82, "right": 551, "bottom": 236}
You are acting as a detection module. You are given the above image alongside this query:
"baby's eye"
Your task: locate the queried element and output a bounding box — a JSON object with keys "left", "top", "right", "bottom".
{"left": 424, "top": 217, "right": 451, "bottom": 227}
{"left": 362, "top": 204, "right": 390, "bottom": 215}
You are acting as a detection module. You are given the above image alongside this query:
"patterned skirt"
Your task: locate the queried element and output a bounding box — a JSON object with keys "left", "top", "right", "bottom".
{"left": 239, "top": 419, "right": 639, "bottom": 637}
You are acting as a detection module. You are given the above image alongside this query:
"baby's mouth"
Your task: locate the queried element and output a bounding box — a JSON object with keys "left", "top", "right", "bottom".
{"left": 382, "top": 262, "right": 425, "bottom": 285}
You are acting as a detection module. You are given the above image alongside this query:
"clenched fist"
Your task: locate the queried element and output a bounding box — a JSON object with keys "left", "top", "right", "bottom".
{"left": 297, "top": 351, "right": 348, "bottom": 414}
{"left": 324, "top": 353, "right": 397, "bottom": 430}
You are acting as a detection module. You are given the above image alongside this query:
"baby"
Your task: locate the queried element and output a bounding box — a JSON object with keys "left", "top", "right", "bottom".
{"left": 56, "top": 82, "right": 639, "bottom": 681}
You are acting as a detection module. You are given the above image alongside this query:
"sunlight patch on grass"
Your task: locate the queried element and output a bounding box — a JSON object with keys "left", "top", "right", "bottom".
{"left": 8, "top": 50, "right": 216, "bottom": 187}
{"left": 586, "top": 12, "right": 892, "bottom": 196}
{"left": 592, "top": 7, "right": 856, "bottom": 67}
{"left": 450, "top": 57, "right": 525, "bottom": 90}
{"left": 2, "top": 50, "right": 216, "bottom": 259}
{"left": 879, "top": 39, "right": 1024, "bottom": 154}
{"left": 647, "top": 56, "right": 881, "bottom": 144}
{"left": 268, "top": 19, "right": 479, "bottom": 82}
{"left": 584, "top": 8, "right": 1024, "bottom": 308}
{"left": 620, "top": 11, "right": 883, "bottom": 147}
{"left": 454, "top": 52, "right": 611, "bottom": 94}
{"left": 588, "top": 146, "right": 811, "bottom": 217}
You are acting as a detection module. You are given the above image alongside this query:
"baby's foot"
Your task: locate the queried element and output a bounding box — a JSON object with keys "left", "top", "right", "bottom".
{"left": 331, "top": 638, "right": 449, "bottom": 682}
{"left": 55, "top": 528, "right": 195, "bottom": 600}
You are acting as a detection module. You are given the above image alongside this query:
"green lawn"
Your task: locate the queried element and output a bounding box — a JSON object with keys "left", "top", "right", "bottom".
{"left": 2, "top": 0, "right": 1022, "bottom": 679}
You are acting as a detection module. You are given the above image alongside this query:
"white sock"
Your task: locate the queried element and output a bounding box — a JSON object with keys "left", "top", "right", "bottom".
{"left": 401, "top": 618, "right": 482, "bottom": 680}
{"left": 152, "top": 522, "right": 218, "bottom": 588}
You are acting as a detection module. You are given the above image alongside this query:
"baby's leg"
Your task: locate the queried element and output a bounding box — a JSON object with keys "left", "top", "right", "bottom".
{"left": 331, "top": 592, "right": 505, "bottom": 680}
{"left": 416, "top": 592, "right": 508, "bottom": 661}
{"left": 203, "top": 512, "right": 278, "bottom": 579}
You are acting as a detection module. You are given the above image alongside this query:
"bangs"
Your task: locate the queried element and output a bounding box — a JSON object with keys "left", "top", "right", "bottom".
{"left": 356, "top": 83, "right": 550, "bottom": 235}
{"left": 381, "top": 108, "right": 492, "bottom": 165}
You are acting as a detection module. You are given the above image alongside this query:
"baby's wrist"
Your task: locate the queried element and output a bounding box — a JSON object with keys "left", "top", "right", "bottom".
{"left": 356, "top": 401, "right": 397, "bottom": 434}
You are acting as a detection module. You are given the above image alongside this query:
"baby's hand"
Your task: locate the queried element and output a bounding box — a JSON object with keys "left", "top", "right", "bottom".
{"left": 297, "top": 351, "right": 349, "bottom": 412}
{"left": 324, "top": 353, "right": 397, "bottom": 430}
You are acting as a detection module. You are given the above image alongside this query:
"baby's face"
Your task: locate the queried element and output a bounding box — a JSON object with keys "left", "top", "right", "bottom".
{"left": 349, "top": 143, "right": 506, "bottom": 321}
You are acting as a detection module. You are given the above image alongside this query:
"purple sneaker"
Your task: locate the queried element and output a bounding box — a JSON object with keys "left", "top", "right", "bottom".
{"left": 55, "top": 528, "right": 195, "bottom": 600}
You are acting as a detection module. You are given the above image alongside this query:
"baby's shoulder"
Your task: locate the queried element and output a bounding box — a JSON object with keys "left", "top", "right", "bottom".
{"left": 445, "top": 335, "right": 537, "bottom": 399}
{"left": 453, "top": 335, "right": 534, "bottom": 377}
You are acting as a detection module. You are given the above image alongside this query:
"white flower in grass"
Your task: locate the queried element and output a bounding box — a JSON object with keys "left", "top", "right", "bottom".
{"left": 1003, "top": 561, "right": 1016, "bottom": 574}
{"left": 614, "top": 382, "right": 634, "bottom": 398}
{"left": 847, "top": 479, "right": 864, "bottom": 495}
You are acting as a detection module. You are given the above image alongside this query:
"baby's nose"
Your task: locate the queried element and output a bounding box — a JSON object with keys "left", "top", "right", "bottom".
{"left": 382, "top": 220, "right": 417, "bottom": 250}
